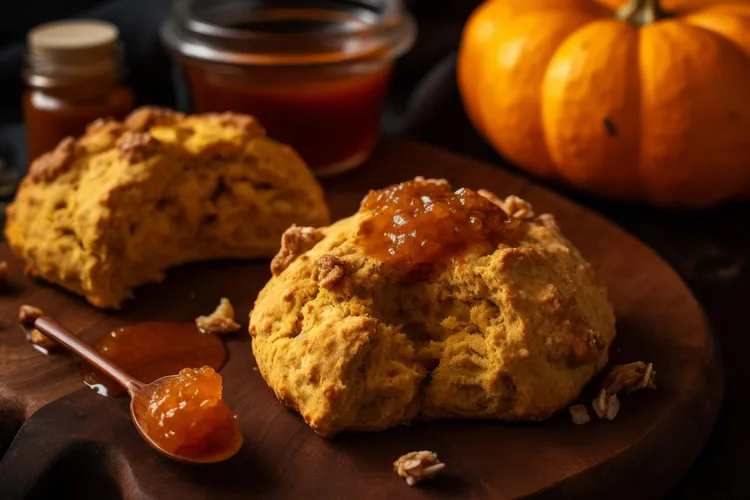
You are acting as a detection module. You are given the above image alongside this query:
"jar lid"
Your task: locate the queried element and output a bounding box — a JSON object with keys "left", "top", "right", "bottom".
{"left": 160, "top": 0, "right": 417, "bottom": 67}
{"left": 28, "top": 20, "right": 119, "bottom": 62}
{"left": 26, "top": 19, "right": 124, "bottom": 87}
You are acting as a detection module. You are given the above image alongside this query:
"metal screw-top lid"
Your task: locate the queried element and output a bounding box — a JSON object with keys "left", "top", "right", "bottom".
{"left": 25, "top": 19, "right": 124, "bottom": 87}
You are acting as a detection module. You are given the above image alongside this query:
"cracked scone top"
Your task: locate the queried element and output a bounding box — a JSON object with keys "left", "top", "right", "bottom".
{"left": 249, "top": 178, "right": 615, "bottom": 437}
{"left": 5, "top": 106, "right": 330, "bottom": 308}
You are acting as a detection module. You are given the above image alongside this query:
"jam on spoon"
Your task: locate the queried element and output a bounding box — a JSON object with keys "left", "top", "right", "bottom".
{"left": 138, "top": 366, "right": 242, "bottom": 461}
{"left": 34, "top": 316, "right": 243, "bottom": 464}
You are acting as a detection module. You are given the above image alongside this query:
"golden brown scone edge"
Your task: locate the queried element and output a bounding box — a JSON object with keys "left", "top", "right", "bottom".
{"left": 5, "top": 107, "right": 330, "bottom": 308}
{"left": 249, "top": 180, "right": 615, "bottom": 437}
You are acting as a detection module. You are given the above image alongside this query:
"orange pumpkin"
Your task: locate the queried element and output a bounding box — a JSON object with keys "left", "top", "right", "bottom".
{"left": 458, "top": 0, "right": 750, "bottom": 207}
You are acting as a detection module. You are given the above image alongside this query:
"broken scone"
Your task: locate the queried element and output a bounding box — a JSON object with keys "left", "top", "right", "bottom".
{"left": 5, "top": 107, "right": 330, "bottom": 308}
{"left": 249, "top": 177, "right": 616, "bottom": 436}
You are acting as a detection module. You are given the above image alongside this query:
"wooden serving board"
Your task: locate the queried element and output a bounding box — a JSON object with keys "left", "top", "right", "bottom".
{"left": 0, "top": 139, "right": 722, "bottom": 499}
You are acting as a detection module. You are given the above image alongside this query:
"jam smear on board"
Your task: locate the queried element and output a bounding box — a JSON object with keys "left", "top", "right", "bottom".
{"left": 82, "top": 322, "right": 227, "bottom": 397}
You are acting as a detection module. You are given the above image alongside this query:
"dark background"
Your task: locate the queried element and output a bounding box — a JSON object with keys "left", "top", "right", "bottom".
{"left": 0, "top": 1, "right": 748, "bottom": 498}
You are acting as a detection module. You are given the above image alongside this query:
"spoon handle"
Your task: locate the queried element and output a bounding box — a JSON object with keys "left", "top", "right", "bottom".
{"left": 34, "top": 316, "right": 144, "bottom": 394}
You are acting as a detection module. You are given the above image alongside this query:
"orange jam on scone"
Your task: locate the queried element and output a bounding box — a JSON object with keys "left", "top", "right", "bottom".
{"left": 358, "top": 179, "right": 520, "bottom": 277}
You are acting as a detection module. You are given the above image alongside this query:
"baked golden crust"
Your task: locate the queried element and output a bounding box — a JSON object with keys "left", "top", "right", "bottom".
{"left": 249, "top": 179, "right": 615, "bottom": 437}
{"left": 5, "top": 107, "right": 330, "bottom": 308}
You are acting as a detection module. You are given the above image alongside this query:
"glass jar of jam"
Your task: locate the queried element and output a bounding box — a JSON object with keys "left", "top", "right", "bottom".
{"left": 161, "top": 0, "right": 416, "bottom": 176}
{"left": 23, "top": 20, "right": 135, "bottom": 162}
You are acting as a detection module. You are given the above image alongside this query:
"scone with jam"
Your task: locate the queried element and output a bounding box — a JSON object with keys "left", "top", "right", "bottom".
{"left": 5, "top": 107, "right": 330, "bottom": 308}
{"left": 249, "top": 177, "right": 615, "bottom": 437}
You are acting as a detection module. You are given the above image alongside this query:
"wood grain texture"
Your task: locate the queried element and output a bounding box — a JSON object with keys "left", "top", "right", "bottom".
{"left": 0, "top": 139, "right": 722, "bottom": 499}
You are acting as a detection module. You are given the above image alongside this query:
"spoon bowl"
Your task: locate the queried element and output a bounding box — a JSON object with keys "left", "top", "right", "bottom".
{"left": 129, "top": 374, "right": 243, "bottom": 464}
{"left": 34, "top": 316, "right": 243, "bottom": 465}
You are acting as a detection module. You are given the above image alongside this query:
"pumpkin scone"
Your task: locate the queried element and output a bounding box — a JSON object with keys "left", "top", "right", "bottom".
{"left": 5, "top": 106, "right": 330, "bottom": 308}
{"left": 249, "top": 177, "right": 615, "bottom": 437}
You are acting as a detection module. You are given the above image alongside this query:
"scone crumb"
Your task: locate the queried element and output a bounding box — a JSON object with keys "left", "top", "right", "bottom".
{"left": 271, "top": 225, "right": 325, "bottom": 276}
{"left": 19, "top": 304, "right": 44, "bottom": 327}
{"left": 592, "top": 389, "right": 620, "bottom": 420}
{"left": 569, "top": 405, "right": 590, "bottom": 424}
{"left": 317, "top": 254, "right": 346, "bottom": 289}
{"left": 195, "top": 298, "right": 241, "bottom": 334}
{"left": 0, "top": 260, "right": 7, "bottom": 288}
{"left": 603, "top": 361, "right": 657, "bottom": 395}
{"left": 29, "top": 328, "right": 57, "bottom": 351}
{"left": 19, "top": 305, "right": 56, "bottom": 351}
{"left": 393, "top": 451, "right": 445, "bottom": 486}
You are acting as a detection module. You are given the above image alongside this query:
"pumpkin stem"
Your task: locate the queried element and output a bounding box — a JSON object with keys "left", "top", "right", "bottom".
{"left": 616, "top": 0, "right": 668, "bottom": 26}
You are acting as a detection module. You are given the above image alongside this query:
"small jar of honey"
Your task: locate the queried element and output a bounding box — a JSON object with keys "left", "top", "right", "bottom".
{"left": 23, "top": 20, "right": 135, "bottom": 162}
{"left": 161, "top": 0, "right": 416, "bottom": 176}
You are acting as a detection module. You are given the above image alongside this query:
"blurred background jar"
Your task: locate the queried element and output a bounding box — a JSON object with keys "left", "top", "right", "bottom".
{"left": 23, "top": 20, "right": 134, "bottom": 162}
{"left": 161, "top": 0, "right": 416, "bottom": 176}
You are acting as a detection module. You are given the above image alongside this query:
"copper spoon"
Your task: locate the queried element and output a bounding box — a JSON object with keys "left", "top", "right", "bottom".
{"left": 34, "top": 316, "right": 243, "bottom": 464}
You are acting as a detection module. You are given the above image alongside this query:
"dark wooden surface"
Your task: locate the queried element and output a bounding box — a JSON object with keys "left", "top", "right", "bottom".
{"left": 0, "top": 139, "right": 722, "bottom": 499}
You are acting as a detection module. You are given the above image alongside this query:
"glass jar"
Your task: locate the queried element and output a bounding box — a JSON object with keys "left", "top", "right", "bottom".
{"left": 23, "top": 20, "right": 135, "bottom": 162}
{"left": 161, "top": 0, "right": 416, "bottom": 176}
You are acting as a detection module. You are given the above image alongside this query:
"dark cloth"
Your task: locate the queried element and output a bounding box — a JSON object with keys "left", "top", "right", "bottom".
{"left": 0, "top": 2, "right": 748, "bottom": 499}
